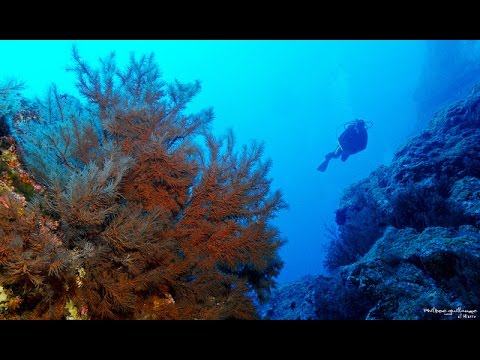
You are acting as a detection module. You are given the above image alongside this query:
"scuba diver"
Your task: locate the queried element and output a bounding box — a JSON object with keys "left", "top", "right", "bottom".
{"left": 317, "top": 119, "right": 371, "bottom": 172}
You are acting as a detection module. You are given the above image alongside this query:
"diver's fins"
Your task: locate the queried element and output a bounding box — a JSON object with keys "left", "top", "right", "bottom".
{"left": 317, "top": 158, "right": 329, "bottom": 172}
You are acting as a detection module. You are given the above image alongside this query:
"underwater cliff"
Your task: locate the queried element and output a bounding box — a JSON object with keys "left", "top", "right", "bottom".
{"left": 262, "top": 84, "right": 480, "bottom": 320}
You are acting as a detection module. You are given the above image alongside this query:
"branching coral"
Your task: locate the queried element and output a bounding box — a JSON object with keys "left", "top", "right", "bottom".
{"left": 1, "top": 47, "right": 286, "bottom": 319}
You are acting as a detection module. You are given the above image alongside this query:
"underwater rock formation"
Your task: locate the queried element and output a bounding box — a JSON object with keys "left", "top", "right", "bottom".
{"left": 259, "top": 275, "right": 319, "bottom": 320}
{"left": 264, "top": 84, "right": 480, "bottom": 320}
{"left": 414, "top": 40, "right": 480, "bottom": 130}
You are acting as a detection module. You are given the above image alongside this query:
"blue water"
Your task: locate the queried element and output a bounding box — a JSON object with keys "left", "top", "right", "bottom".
{"left": 1, "top": 40, "right": 479, "bottom": 284}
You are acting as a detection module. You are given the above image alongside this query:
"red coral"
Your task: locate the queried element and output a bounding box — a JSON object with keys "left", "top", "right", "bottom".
{"left": 0, "top": 47, "right": 286, "bottom": 319}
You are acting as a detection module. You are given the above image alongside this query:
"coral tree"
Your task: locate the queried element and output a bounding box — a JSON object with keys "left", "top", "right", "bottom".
{"left": 0, "top": 48, "right": 286, "bottom": 320}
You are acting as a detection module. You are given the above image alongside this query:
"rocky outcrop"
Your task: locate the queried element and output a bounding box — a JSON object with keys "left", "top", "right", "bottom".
{"left": 263, "top": 85, "right": 480, "bottom": 320}
{"left": 340, "top": 226, "right": 480, "bottom": 320}
{"left": 259, "top": 275, "right": 319, "bottom": 320}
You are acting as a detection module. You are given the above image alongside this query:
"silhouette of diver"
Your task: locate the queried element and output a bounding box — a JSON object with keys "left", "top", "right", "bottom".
{"left": 317, "top": 119, "right": 370, "bottom": 172}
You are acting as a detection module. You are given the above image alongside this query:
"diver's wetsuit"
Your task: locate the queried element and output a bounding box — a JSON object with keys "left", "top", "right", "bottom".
{"left": 337, "top": 120, "right": 368, "bottom": 161}
{"left": 317, "top": 120, "right": 368, "bottom": 172}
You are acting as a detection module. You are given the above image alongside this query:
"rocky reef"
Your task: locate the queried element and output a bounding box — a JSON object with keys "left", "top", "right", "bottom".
{"left": 262, "top": 85, "right": 480, "bottom": 320}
